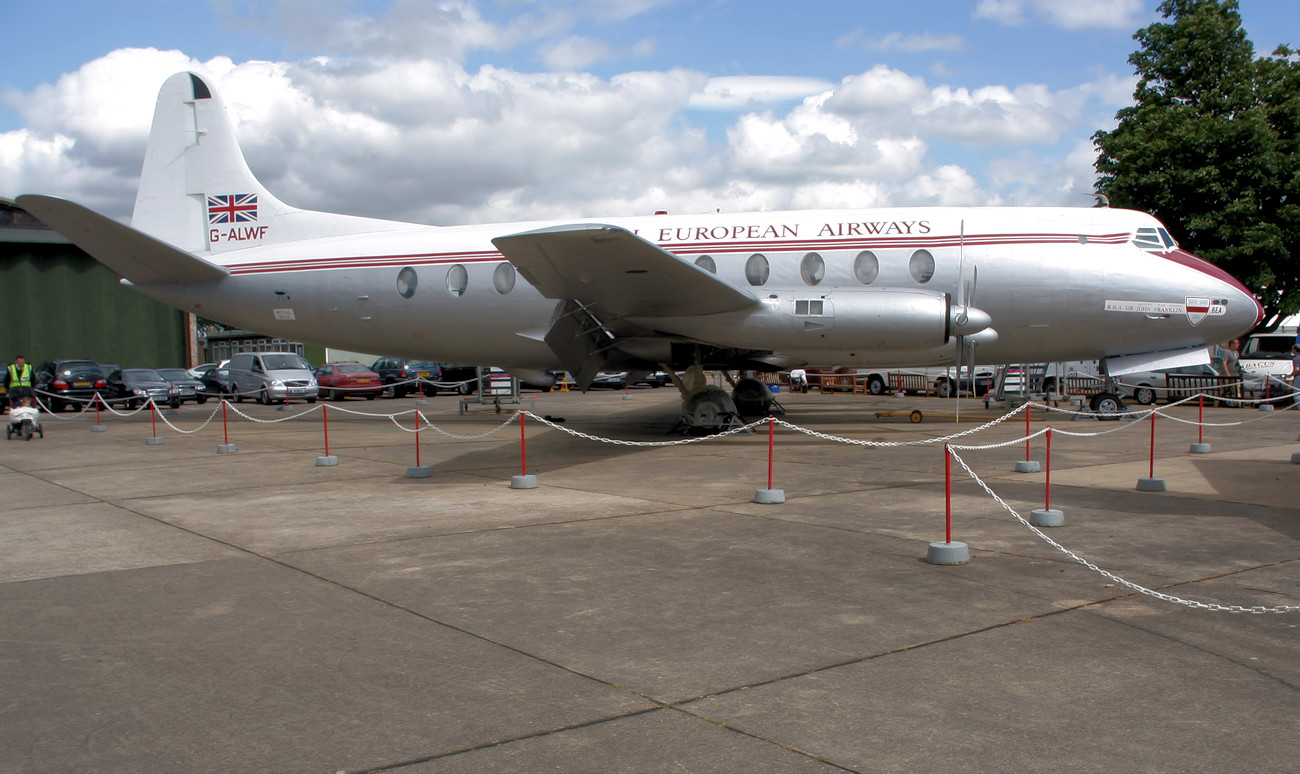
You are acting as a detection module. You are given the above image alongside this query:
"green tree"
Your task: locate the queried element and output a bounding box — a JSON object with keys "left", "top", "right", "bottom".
{"left": 1094, "top": 0, "right": 1300, "bottom": 331}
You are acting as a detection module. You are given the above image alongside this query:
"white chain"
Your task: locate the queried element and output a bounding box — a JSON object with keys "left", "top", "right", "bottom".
{"left": 524, "top": 410, "right": 770, "bottom": 445}
{"left": 947, "top": 447, "right": 1300, "bottom": 614}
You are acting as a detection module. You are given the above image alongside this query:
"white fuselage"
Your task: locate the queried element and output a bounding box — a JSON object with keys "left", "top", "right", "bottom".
{"left": 140, "top": 206, "right": 1262, "bottom": 374}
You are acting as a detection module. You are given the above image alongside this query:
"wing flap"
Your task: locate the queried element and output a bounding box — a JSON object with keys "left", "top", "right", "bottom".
{"left": 492, "top": 224, "right": 755, "bottom": 319}
{"left": 16, "top": 195, "right": 230, "bottom": 285}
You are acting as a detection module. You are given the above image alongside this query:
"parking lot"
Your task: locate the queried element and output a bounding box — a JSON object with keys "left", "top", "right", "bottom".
{"left": 2, "top": 388, "right": 1298, "bottom": 772}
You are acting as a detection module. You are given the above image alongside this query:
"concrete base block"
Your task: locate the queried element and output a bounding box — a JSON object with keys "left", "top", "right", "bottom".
{"left": 1030, "top": 508, "right": 1065, "bottom": 527}
{"left": 753, "top": 488, "right": 786, "bottom": 504}
{"left": 415, "top": 398, "right": 428, "bottom": 405}
{"left": 893, "top": 392, "right": 906, "bottom": 399}
{"left": 622, "top": 394, "right": 633, "bottom": 400}
{"left": 1189, "top": 442, "right": 1212, "bottom": 454}
{"left": 1014, "top": 460, "right": 1041, "bottom": 473}
{"left": 315, "top": 455, "right": 339, "bottom": 467}
{"left": 925, "top": 541, "right": 970, "bottom": 565}
{"left": 276, "top": 405, "right": 293, "bottom": 412}
{"left": 145, "top": 436, "right": 165, "bottom": 445}
{"left": 1137, "top": 477, "right": 1167, "bottom": 492}
{"left": 91, "top": 424, "right": 107, "bottom": 433}
{"left": 405, "top": 465, "right": 432, "bottom": 478}
{"left": 1259, "top": 403, "right": 1275, "bottom": 412}
{"left": 216, "top": 443, "right": 237, "bottom": 454}
{"left": 510, "top": 474, "right": 539, "bottom": 489}
{"left": 1290, "top": 453, "right": 1300, "bottom": 465}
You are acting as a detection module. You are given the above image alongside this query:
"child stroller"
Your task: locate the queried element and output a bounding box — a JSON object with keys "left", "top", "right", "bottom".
{"left": 7, "top": 402, "right": 43, "bottom": 441}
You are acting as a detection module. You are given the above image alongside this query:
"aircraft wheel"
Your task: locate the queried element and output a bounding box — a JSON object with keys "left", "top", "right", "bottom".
{"left": 731, "top": 377, "right": 773, "bottom": 417}
{"left": 1134, "top": 386, "right": 1156, "bottom": 405}
{"left": 1089, "top": 392, "right": 1124, "bottom": 414}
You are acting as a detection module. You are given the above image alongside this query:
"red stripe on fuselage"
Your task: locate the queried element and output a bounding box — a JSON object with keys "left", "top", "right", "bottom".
{"left": 222, "top": 231, "right": 1133, "bottom": 276}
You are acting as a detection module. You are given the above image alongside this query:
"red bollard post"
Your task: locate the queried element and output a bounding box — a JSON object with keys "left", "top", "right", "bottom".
{"left": 405, "top": 409, "right": 430, "bottom": 477}
{"left": 1030, "top": 427, "right": 1065, "bottom": 526}
{"left": 316, "top": 404, "right": 338, "bottom": 466}
{"left": 510, "top": 411, "right": 538, "bottom": 488}
{"left": 945, "top": 443, "right": 952, "bottom": 544}
{"left": 1015, "top": 404, "right": 1040, "bottom": 472}
{"left": 1190, "top": 395, "right": 1211, "bottom": 453}
{"left": 91, "top": 392, "right": 106, "bottom": 432}
{"left": 146, "top": 399, "right": 164, "bottom": 445}
{"left": 926, "top": 443, "right": 971, "bottom": 562}
{"left": 216, "top": 399, "right": 236, "bottom": 453}
{"left": 753, "top": 415, "right": 785, "bottom": 503}
{"left": 1138, "top": 410, "right": 1166, "bottom": 490}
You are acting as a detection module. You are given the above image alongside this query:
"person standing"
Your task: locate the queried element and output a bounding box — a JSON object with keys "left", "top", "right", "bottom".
{"left": 5, "top": 355, "right": 34, "bottom": 407}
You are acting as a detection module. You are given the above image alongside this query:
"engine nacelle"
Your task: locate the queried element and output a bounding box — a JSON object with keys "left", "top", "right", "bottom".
{"left": 648, "top": 289, "right": 960, "bottom": 352}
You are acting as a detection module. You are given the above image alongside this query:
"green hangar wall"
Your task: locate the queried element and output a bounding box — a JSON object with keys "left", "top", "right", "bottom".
{"left": 1, "top": 201, "right": 189, "bottom": 369}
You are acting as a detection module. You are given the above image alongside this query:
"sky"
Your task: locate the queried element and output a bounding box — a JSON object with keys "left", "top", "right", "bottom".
{"left": 0, "top": 0, "right": 1295, "bottom": 226}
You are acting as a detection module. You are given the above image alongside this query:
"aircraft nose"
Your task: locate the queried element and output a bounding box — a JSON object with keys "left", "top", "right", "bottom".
{"left": 1168, "top": 248, "right": 1263, "bottom": 337}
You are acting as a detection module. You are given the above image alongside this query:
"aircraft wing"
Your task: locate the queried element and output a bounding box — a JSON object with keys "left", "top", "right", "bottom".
{"left": 492, "top": 224, "right": 757, "bottom": 318}
{"left": 16, "top": 195, "right": 230, "bottom": 285}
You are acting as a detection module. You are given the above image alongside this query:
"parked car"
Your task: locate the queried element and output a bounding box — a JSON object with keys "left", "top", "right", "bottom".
{"left": 187, "top": 361, "right": 224, "bottom": 379}
{"left": 157, "top": 368, "right": 211, "bottom": 404}
{"left": 438, "top": 364, "right": 481, "bottom": 394}
{"left": 314, "top": 362, "right": 382, "bottom": 400}
{"left": 370, "top": 357, "right": 443, "bottom": 397}
{"left": 590, "top": 371, "right": 668, "bottom": 389}
{"left": 105, "top": 368, "right": 178, "bottom": 408}
{"left": 195, "top": 363, "right": 236, "bottom": 397}
{"left": 226, "top": 352, "right": 319, "bottom": 405}
{"left": 33, "top": 359, "right": 109, "bottom": 412}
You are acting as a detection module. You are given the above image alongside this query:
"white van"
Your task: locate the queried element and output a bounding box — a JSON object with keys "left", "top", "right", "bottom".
{"left": 226, "top": 351, "right": 319, "bottom": 405}
{"left": 1239, "top": 323, "right": 1298, "bottom": 397}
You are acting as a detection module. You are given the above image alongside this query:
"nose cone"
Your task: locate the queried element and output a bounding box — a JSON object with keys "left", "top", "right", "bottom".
{"left": 1167, "top": 248, "right": 1263, "bottom": 338}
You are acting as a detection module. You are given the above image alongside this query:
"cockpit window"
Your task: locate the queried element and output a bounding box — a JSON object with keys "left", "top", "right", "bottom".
{"left": 1157, "top": 228, "right": 1177, "bottom": 248}
{"left": 1133, "top": 227, "right": 1165, "bottom": 252}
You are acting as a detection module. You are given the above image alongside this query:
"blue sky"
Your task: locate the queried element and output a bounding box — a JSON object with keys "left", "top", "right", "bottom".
{"left": 2, "top": 0, "right": 1295, "bottom": 224}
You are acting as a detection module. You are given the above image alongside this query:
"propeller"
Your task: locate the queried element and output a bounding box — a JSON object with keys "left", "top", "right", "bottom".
{"left": 951, "top": 220, "right": 996, "bottom": 410}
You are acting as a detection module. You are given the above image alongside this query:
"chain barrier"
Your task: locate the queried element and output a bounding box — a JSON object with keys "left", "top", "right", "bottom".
{"left": 524, "top": 411, "right": 771, "bottom": 446}
{"left": 20, "top": 383, "right": 1299, "bottom": 611}
{"left": 946, "top": 447, "right": 1300, "bottom": 614}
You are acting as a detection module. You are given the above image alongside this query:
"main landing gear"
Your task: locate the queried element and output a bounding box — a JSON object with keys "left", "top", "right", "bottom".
{"left": 667, "top": 366, "right": 780, "bottom": 434}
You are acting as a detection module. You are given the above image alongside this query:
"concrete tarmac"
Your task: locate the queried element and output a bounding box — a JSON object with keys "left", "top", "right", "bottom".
{"left": 2, "top": 389, "right": 1298, "bottom": 773}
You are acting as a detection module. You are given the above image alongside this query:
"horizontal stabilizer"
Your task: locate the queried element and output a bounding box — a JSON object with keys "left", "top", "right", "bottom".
{"left": 493, "top": 224, "right": 756, "bottom": 319}
{"left": 16, "top": 195, "right": 229, "bottom": 285}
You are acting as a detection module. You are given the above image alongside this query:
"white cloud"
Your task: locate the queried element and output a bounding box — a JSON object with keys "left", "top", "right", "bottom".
{"left": 974, "top": 0, "right": 1146, "bottom": 30}
{"left": 837, "top": 30, "right": 966, "bottom": 52}
{"left": 0, "top": 15, "right": 1136, "bottom": 227}
{"left": 689, "top": 76, "right": 834, "bottom": 110}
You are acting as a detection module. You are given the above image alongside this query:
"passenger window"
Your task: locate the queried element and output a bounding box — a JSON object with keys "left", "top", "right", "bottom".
{"left": 908, "top": 249, "right": 935, "bottom": 284}
{"left": 695, "top": 255, "right": 716, "bottom": 274}
{"left": 800, "top": 253, "right": 825, "bottom": 286}
{"left": 493, "top": 263, "right": 516, "bottom": 295}
{"left": 854, "top": 251, "right": 879, "bottom": 284}
{"left": 745, "top": 254, "right": 770, "bottom": 286}
{"left": 446, "top": 264, "right": 468, "bottom": 297}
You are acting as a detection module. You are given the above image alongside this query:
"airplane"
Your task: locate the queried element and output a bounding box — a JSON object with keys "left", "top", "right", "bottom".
{"left": 17, "top": 71, "right": 1263, "bottom": 428}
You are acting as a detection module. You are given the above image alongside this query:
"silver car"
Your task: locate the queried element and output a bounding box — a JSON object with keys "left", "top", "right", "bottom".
{"left": 226, "top": 352, "right": 319, "bottom": 405}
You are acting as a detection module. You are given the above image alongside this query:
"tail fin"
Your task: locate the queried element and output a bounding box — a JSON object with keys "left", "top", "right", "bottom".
{"left": 132, "top": 72, "right": 406, "bottom": 255}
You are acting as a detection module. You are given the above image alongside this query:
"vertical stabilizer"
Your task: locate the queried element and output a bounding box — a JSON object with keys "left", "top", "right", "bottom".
{"left": 132, "top": 72, "right": 289, "bottom": 254}
{"left": 132, "top": 72, "right": 409, "bottom": 256}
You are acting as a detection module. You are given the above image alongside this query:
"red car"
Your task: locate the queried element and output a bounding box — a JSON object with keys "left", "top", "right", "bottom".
{"left": 313, "top": 362, "right": 382, "bottom": 400}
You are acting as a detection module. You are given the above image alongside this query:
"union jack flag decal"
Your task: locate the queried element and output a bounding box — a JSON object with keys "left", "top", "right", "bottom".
{"left": 207, "top": 193, "right": 259, "bottom": 224}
